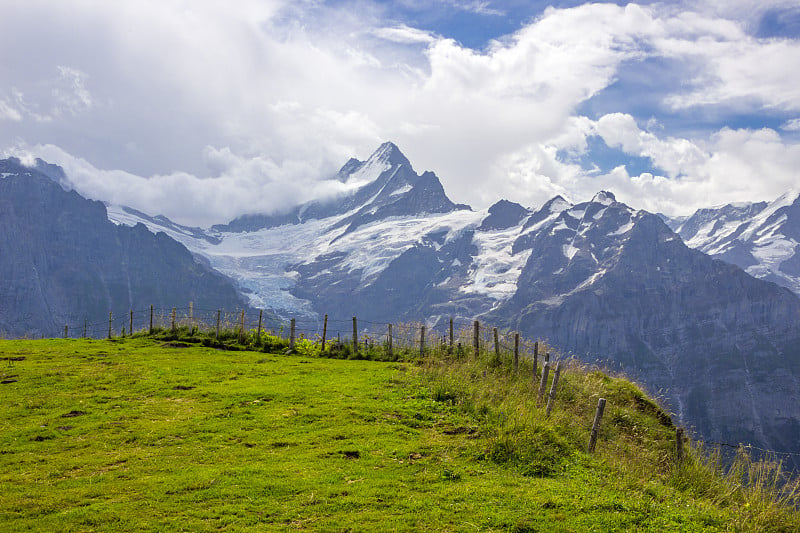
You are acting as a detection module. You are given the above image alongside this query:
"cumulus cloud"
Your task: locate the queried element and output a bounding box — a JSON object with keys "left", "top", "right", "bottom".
{"left": 1, "top": 1, "right": 800, "bottom": 225}
{"left": 593, "top": 113, "right": 708, "bottom": 178}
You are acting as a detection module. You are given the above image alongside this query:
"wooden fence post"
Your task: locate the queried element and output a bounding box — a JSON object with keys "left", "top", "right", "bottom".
{"left": 387, "top": 323, "right": 393, "bottom": 358}
{"left": 514, "top": 333, "right": 520, "bottom": 373}
{"left": 537, "top": 361, "right": 550, "bottom": 405}
{"left": 83, "top": 319, "right": 87, "bottom": 339}
{"left": 215, "top": 310, "right": 221, "bottom": 339}
{"left": 130, "top": 310, "right": 133, "bottom": 337}
{"left": 493, "top": 328, "right": 500, "bottom": 360}
{"left": 533, "top": 341, "right": 539, "bottom": 378}
{"left": 420, "top": 325, "right": 426, "bottom": 356}
{"left": 108, "top": 311, "right": 113, "bottom": 339}
{"left": 290, "top": 318, "right": 296, "bottom": 351}
{"left": 257, "top": 309, "right": 263, "bottom": 342}
{"left": 321, "top": 314, "right": 328, "bottom": 351}
{"left": 149, "top": 305, "right": 154, "bottom": 334}
{"left": 238, "top": 310, "right": 246, "bottom": 343}
{"left": 545, "top": 362, "right": 563, "bottom": 417}
{"left": 473, "top": 320, "right": 480, "bottom": 357}
{"left": 588, "top": 398, "right": 607, "bottom": 453}
{"left": 189, "top": 301, "right": 193, "bottom": 328}
{"left": 171, "top": 308, "right": 177, "bottom": 333}
{"left": 64, "top": 325, "right": 68, "bottom": 339}
{"left": 676, "top": 428, "right": 684, "bottom": 465}
{"left": 352, "top": 317, "right": 358, "bottom": 355}
{"left": 449, "top": 317, "right": 454, "bottom": 354}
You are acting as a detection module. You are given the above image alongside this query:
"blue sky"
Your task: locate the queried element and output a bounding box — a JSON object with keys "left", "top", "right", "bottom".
{"left": 2, "top": 0, "right": 800, "bottom": 225}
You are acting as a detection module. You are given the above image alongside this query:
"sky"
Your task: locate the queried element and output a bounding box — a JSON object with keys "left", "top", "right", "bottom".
{"left": 2, "top": 0, "right": 800, "bottom": 226}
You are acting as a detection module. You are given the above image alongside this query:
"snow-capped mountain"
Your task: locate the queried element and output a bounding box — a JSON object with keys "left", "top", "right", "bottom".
{"left": 211, "top": 142, "right": 470, "bottom": 235}
{"left": 108, "top": 141, "right": 481, "bottom": 317}
{"left": 100, "top": 143, "right": 800, "bottom": 457}
{"left": 667, "top": 191, "right": 800, "bottom": 294}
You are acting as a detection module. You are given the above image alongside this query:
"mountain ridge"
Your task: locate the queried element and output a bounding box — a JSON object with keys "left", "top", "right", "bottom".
{"left": 668, "top": 190, "right": 800, "bottom": 294}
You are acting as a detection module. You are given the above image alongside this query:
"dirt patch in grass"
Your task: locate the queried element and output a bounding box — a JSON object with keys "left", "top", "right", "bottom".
{"left": 162, "top": 342, "right": 192, "bottom": 348}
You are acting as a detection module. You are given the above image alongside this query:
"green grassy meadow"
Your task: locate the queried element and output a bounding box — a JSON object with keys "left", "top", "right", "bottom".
{"left": 1, "top": 337, "right": 798, "bottom": 531}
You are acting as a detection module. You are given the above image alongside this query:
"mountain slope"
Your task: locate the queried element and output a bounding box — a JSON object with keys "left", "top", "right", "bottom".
{"left": 0, "top": 158, "right": 246, "bottom": 337}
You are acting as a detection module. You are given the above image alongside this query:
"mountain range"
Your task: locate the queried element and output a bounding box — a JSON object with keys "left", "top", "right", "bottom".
{"left": 3, "top": 143, "right": 800, "bottom": 463}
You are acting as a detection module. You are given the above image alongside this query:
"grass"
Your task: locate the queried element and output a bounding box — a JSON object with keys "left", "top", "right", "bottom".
{"left": 1, "top": 335, "right": 798, "bottom": 531}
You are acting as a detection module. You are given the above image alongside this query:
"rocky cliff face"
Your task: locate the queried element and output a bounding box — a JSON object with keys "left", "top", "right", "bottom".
{"left": 0, "top": 158, "right": 246, "bottom": 337}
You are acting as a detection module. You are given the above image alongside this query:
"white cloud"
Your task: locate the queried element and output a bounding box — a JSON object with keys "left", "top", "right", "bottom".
{"left": 373, "top": 25, "right": 436, "bottom": 44}
{"left": 594, "top": 113, "right": 708, "bottom": 178}
{"left": 447, "top": 1, "right": 504, "bottom": 17}
{"left": 3, "top": 142, "right": 352, "bottom": 228}
{"left": 782, "top": 118, "right": 800, "bottom": 131}
{"left": 53, "top": 66, "right": 93, "bottom": 116}
{"left": 642, "top": 6, "right": 800, "bottom": 111}
{"left": 0, "top": 99, "right": 22, "bottom": 122}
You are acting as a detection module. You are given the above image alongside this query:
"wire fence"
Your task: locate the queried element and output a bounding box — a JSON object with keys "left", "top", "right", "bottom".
{"left": 54, "top": 307, "right": 543, "bottom": 359}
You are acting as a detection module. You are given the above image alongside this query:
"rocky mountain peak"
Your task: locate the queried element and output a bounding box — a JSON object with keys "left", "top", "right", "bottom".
{"left": 334, "top": 158, "right": 364, "bottom": 182}
{"left": 591, "top": 190, "right": 616, "bottom": 205}
{"left": 370, "top": 141, "right": 411, "bottom": 168}
{"left": 479, "top": 200, "right": 531, "bottom": 231}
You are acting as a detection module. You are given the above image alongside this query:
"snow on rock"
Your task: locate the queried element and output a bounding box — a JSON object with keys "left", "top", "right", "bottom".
{"left": 460, "top": 223, "right": 533, "bottom": 300}
{"left": 674, "top": 189, "right": 800, "bottom": 295}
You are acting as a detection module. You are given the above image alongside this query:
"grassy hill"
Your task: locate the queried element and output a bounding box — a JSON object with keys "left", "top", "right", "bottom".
{"left": 1, "top": 335, "right": 798, "bottom": 531}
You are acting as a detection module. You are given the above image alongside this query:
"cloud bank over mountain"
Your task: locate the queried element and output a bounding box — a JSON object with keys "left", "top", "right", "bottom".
{"left": 2, "top": 0, "right": 800, "bottom": 226}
